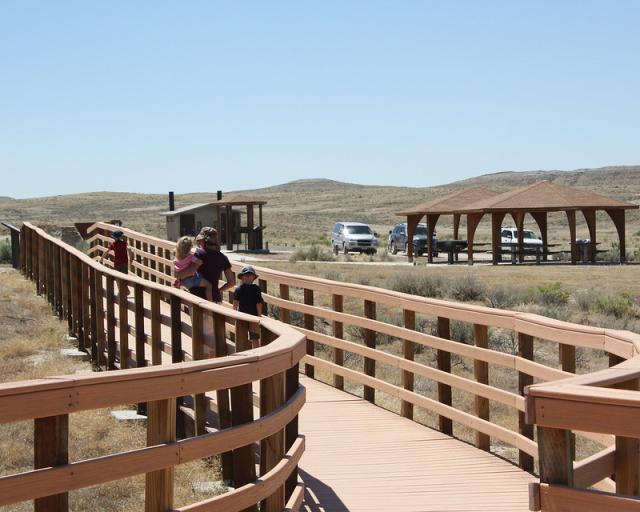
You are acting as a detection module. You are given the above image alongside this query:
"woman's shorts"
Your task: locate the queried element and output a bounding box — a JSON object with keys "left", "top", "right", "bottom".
{"left": 115, "top": 263, "right": 129, "bottom": 274}
{"left": 181, "top": 273, "right": 204, "bottom": 288}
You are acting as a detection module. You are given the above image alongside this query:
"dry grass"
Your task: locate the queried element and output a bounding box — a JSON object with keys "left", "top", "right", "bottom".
{"left": 0, "top": 267, "right": 223, "bottom": 511}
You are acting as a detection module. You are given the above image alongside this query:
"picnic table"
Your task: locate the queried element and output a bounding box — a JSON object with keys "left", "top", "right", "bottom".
{"left": 436, "top": 240, "right": 467, "bottom": 264}
{"left": 499, "top": 242, "right": 561, "bottom": 264}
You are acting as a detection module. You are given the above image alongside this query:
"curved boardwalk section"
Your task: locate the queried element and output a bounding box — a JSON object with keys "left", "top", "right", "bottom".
{"left": 299, "top": 376, "right": 533, "bottom": 512}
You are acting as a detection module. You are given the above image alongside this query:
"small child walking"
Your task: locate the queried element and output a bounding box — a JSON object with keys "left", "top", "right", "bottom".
{"left": 233, "top": 266, "right": 264, "bottom": 348}
{"left": 99, "top": 230, "right": 133, "bottom": 295}
{"left": 173, "top": 236, "right": 214, "bottom": 302}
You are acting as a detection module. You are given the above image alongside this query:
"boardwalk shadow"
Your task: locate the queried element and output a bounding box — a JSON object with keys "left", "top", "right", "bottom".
{"left": 299, "top": 469, "right": 350, "bottom": 512}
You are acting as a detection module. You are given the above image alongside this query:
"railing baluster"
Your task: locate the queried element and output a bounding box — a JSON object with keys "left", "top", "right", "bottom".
{"left": 437, "top": 316, "right": 453, "bottom": 435}
{"left": 279, "top": 283, "right": 290, "bottom": 324}
{"left": 332, "top": 294, "right": 344, "bottom": 390}
{"left": 118, "top": 278, "right": 130, "bottom": 369}
{"left": 150, "top": 289, "right": 162, "bottom": 366}
{"left": 80, "top": 262, "right": 91, "bottom": 352}
{"left": 34, "top": 414, "right": 69, "bottom": 512}
{"left": 363, "top": 300, "right": 377, "bottom": 404}
{"left": 106, "top": 275, "right": 116, "bottom": 369}
{"left": 214, "top": 312, "right": 234, "bottom": 482}
{"left": 145, "top": 398, "right": 176, "bottom": 511}
{"left": 285, "top": 359, "right": 300, "bottom": 503}
{"left": 260, "top": 325, "right": 285, "bottom": 512}
{"left": 89, "top": 268, "right": 98, "bottom": 364}
{"left": 474, "top": 324, "right": 490, "bottom": 451}
{"left": 95, "top": 270, "right": 106, "bottom": 369}
{"left": 614, "top": 378, "right": 640, "bottom": 495}
{"left": 401, "top": 309, "right": 416, "bottom": 419}
{"left": 303, "top": 288, "right": 315, "bottom": 378}
{"left": 518, "top": 332, "right": 534, "bottom": 471}
{"left": 192, "top": 304, "right": 207, "bottom": 436}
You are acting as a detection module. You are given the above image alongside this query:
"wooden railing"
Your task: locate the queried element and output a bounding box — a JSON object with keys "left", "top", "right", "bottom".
{"left": 3, "top": 222, "right": 306, "bottom": 512}
{"left": 86, "top": 222, "right": 640, "bottom": 511}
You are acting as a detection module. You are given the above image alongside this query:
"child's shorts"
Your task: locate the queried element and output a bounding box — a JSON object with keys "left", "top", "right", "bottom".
{"left": 181, "top": 273, "right": 204, "bottom": 288}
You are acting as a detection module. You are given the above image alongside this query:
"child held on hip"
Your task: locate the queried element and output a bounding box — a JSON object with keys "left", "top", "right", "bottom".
{"left": 173, "top": 236, "right": 214, "bottom": 302}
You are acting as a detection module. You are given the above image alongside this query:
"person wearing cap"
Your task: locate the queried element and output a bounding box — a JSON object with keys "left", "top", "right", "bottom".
{"left": 233, "top": 266, "right": 264, "bottom": 348}
{"left": 176, "top": 226, "right": 234, "bottom": 302}
{"left": 99, "top": 229, "right": 133, "bottom": 295}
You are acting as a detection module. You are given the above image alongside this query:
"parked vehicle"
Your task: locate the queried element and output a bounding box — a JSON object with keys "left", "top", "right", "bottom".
{"left": 501, "top": 227, "right": 542, "bottom": 253}
{"left": 331, "top": 222, "right": 379, "bottom": 255}
{"left": 388, "top": 222, "right": 438, "bottom": 256}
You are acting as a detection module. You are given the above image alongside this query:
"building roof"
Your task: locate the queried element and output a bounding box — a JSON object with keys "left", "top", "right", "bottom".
{"left": 397, "top": 187, "right": 500, "bottom": 216}
{"left": 457, "top": 180, "right": 638, "bottom": 213}
{"left": 161, "top": 195, "right": 267, "bottom": 216}
{"left": 161, "top": 203, "right": 211, "bottom": 216}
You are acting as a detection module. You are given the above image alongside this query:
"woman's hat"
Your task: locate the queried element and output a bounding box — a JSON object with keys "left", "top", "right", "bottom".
{"left": 112, "top": 230, "right": 124, "bottom": 239}
{"left": 238, "top": 265, "right": 258, "bottom": 278}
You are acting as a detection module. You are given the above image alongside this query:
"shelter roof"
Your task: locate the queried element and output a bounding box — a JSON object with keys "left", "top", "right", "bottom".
{"left": 397, "top": 187, "right": 499, "bottom": 216}
{"left": 457, "top": 181, "right": 638, "bottom": 213}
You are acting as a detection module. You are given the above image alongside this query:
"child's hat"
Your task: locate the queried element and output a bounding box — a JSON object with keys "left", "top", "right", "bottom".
{"left": 238, "top": 265, "right": 258, "bottom": 278}
{"left": 112, "top": 230, "right": 124, "bottom": 239}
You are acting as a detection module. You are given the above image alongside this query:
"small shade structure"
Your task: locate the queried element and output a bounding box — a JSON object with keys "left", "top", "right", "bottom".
{"left": 454, "top": 180, "right": 638, "bottom": 264}
{"left": 162, "top": 195, "right": 267, "bottom": 251}
{"left": 397, "top": 187, "right": 500, "bottom": 263}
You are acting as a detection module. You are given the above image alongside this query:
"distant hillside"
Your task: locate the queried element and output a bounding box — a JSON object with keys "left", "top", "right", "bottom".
{"left": 1, "top": 165, "right": 639, "bottom": 245}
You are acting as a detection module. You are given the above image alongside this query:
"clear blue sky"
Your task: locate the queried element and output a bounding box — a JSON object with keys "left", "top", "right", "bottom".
{"left": 1, "top": 1, "right": 638, "bottom": 198}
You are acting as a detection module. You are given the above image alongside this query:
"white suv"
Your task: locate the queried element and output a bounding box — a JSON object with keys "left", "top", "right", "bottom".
{"left": 501, "top": 227, "right": 542, "bottom": 253}
{"left": 331, "top": 222, "right": 379, "bottom": 255}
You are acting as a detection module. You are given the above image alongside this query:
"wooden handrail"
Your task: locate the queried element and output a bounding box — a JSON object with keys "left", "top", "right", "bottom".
{"left": 5, "top": 222, "right": 307, "bottom": 512}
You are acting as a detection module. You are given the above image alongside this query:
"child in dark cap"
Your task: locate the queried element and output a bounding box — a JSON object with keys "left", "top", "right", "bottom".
{"left": 99, "top": 230, "right": 133, "bottom": 295}
{"left": 232, "top": 266, "right": 264, "bottom": 348}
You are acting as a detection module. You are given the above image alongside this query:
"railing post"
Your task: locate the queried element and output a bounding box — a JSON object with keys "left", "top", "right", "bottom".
{"left": 518, "top": 332, "right": 535, "bottom": 471}
{"left": 149, "top": 245, "right": 157, "bottom": 283}
{"left": 363, "top": 300, "right": 377, "bottom": 404}
{"left": 94, "top": 270, "right": 106, "bottom": 369}
{"left": 70, "top": 257, "right": 81, "bottom": 343}
{"left": 34, "top": 414, "right": 69, "bottom": 511}
{"left": 80, "top": 262, "right": 91, "bottom": 352}
{"left": 614, "top": 378, "right": 640, "bottom": 495}
{"left": 285, "top": 361, "right": 300, "bottom": 503}
{"left": 559, "top": 344, "right": 576, "bottom": 373}
{"left": 135, "top": 283, "right": 147, "bottom": 416}
{"left": 192, "top": 304, "right": 207, "bottom": 436}
{"left": 538, "top": 426, "right": 573, "bottom": 486}
{"left": 105, "top": 275, "right": 116, "bottom": 369}
{"left": 303, "top": 288, "right": 315, "bottom": 378}
{"left": 63, "top": 251, "right": 72, "bottom": 330}
{"left": 332, "top": 294, "right": 344, "bottom": 390}
{"left": 213, "top": 312, "right": 234, "bottom": 482}
{"left": 117, "top": 278, "right": 129, "bottom": 369}
{"left": 401, "top": 309, "right": 416, "bottom": 419}
{"left": 437, "top": 316, "right": 453, "bottom": 435}
{"left": 150, "top": 289, "right": 162, "bottom": 366}
{"left": 145, "top": 398, "right": 176, "bottom": 512}
{"left": 279, "top": 283, "right": 290, "bottom": 324}
{"left": 230, "top": 319, "right": 257, "bottom": 511}
{"left": 260, "top": 325, "right": 285, "bottom": 512}
{"left": 89, "top": 268, "right": 98, "bottom": 364}
{"left": 142, "top": 242, "right": 149, "bottom": 280}
{"left": 474, "top": 324, "right": 490, "bottom": 451}
{"left": 54, "top": 245, "right": 63, "bottom": 318}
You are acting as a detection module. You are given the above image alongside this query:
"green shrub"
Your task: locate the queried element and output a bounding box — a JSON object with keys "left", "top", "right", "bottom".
{"left": 595, "top": 292, "right": 635, "bottom": 319}
{"left": 450, "top": 274, "right": 486, "bottom": 302}
{"left": 538, "top": 282, "right": 570, "bottom": 306}
{"left": 574, "top": 289, "right": 598, "bottom": 312}
{"left": 289, "top": 245, "right": 336, "bottom": 263}
{"left": 485, "top": 285, "right": 521, "bottom": 309}
{"left": 388, "top": 273, "right": 444, "bottom": 298}
{"left": 0, "top": 240, "right": 11, "bottom": 263}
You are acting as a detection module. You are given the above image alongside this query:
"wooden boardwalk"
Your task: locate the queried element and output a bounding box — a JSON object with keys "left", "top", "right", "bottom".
{"left": 298, "top": 376, "right": 534, "bottom": 512}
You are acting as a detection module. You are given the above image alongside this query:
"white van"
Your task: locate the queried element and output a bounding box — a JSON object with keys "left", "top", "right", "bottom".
{"left": 331, "top": 222, "right": 379, "bottom": 255}
{"left": 501, "top": 227, "right": 542, "bottom": 253}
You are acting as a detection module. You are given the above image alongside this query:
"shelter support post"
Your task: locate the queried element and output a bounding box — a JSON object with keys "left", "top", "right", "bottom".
{"left": 226, "top": 205, "right": 233, "bottom": 251}
{"left": 466, "top": 213, "right": 483, "bottom": 265}
{"left": 406, "top": 215, "right": 421, "bottom": 263}
{"left": 566, "top": 210, "right": 577, "bottom": 264}
{"left": 606, "top": 209, "right": 627, "bottom": 263}
{"left": 426, "top": 214, "right": 439, "bottom": 264}
{"left": 453, "top": 213, "right": 461, "bottom": 240}
{"left": 512, "top": 211, "right": 525, "bottom": 263}
{"left": 582, "top": 209, "right": 597, "bottom": 263}
{"left": 491, "top": 212, "right": 506, "bottom": 265}
{"left": 530, "top": 211, "right": 548, "bottom": 261}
